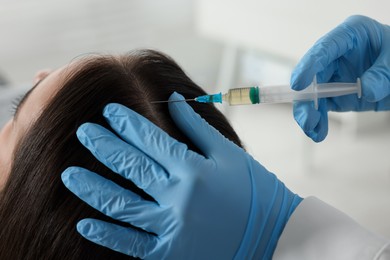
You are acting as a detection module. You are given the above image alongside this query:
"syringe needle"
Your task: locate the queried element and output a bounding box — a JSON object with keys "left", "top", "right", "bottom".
{"left": 150, "top": 99, "right": 196, "bottom": 104}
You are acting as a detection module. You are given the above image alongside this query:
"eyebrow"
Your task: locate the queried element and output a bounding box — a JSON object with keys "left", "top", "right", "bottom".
{"left": 13, "top": 79, "right": 45, "bottom": 121}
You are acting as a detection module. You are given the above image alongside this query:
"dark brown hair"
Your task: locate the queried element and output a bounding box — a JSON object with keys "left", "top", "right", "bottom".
{"left": 0, "top": 49, "right": 242, "bottom": 259}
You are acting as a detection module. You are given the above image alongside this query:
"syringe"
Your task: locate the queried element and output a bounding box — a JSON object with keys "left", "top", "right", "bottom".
{"left": 195, "top": 77, "right": 361, "bottom": 109}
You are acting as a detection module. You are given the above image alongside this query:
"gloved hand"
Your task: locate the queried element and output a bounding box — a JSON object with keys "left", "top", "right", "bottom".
{"left": 61, "top": 92, "right": 302, "bottom": 259}
{"left": 291, "top": 15, "right": 390, "bottom": 142}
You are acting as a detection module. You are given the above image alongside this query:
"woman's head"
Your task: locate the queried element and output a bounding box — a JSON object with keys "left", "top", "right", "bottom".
{"left": 0, "top": 67, "right": 67, "bottom": 189}
{"left": 0, "top": 50, "right": 243, "bottom": 259}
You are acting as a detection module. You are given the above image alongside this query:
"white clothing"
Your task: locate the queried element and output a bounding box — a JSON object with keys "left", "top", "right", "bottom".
{"left": 273, "top": 197, "right": 390, "bottom": 260}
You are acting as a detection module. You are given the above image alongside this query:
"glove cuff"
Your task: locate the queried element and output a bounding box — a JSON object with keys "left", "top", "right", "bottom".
{"left": 234, "top": 172, "right": 303, "bottom": 259}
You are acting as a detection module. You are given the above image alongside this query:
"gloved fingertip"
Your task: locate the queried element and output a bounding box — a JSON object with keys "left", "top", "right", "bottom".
{"left": 290, "top": 72, "right": 315, "bottom": 91}
{"left": 103, "top": 103, "right": 127, "bottom": 119}
{"left": 61, "top": 166, "right": 77, "bottom": 179}
{"left": 168, "top": 92, "right": 195, "bottom": 117}
{"left": 290, "top": 73, "right": 302, "bottom": 91}
{"left": 61, "top": 169, "right": 71, "bottom": 184}
{"left": 76, "top": 124, "right": 88, "bottom": 139}
{"left": 168, "top": 91, "right": 185, "bottom": 101}
{"left": 290, "top": 84, "right": 301, "bottom": 91}
{"left": 306, "top": 101, "right": 328, "bottom": 142}
{"left": 293, "top": 102, "right": 321, "bottom": 132}
{"left": 361, "top": 73, "right": 376, "bottom": 102}
{"left": 361, "top": 71, "right": 390, "bottom": 102}
{"left": 77, "top": 219, "right": 94, "bottom": 236}
{"left": 61, "top": 166, "right": 84, "bottom": 186}
{"left": 309, "top": 132, "right": 326, "bottom": 143}
{"left": 168, "top": 91, "right": 230, "bottom": 157}
{"left": 76, "top": 123, "right": 100, "bottom": 148}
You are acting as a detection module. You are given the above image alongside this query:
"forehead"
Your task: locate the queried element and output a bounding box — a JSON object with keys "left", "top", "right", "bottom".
{"left": 17, "top": 63, "right": 75, "bottom": 133}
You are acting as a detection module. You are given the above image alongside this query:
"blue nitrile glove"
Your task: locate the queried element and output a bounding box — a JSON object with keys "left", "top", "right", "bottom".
{"left": 61, "top": 92, "right": 302, "bottom": 259}
{"left": 291, "top": 15, "right": 390, "bottom": 142}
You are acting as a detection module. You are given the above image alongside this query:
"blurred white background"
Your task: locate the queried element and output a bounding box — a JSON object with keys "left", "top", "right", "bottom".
{"left": 1, "top": 0, "right": 390, "bottom": 237}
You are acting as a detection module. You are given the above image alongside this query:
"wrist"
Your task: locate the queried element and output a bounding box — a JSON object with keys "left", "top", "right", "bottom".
{"left": 236, "top": 173, "right": 302, "bottom": 259}
{"left": 267, "top": 190, "right": 302, "bottom": 259}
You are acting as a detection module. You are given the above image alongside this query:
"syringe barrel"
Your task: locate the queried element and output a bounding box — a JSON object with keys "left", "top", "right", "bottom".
{"left": 222, "top": 86, "right": 304, "bottom": 105}
{"left": 223, "top": 87, "right": 260, "bottom": 105}
{"left": 223, "top": 86, "right": 309, "bottom": 105}
{"left": 221, "top": 78, "right": 360, "bottom": 107}
{"left": 258, "top": 80, "right": 361, "bottom": 105}
{"left": 258, "top": 86, "right": 314, "bottom": 103}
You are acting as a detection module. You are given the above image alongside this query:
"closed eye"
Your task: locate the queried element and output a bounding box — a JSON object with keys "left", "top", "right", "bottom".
{"left": 10, "top": 94, "right": 24, "bottom": 117}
